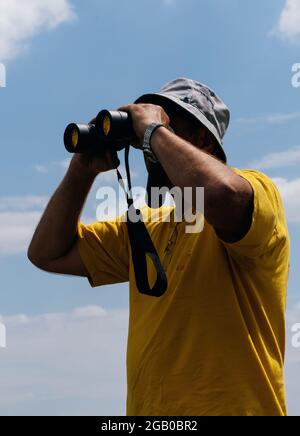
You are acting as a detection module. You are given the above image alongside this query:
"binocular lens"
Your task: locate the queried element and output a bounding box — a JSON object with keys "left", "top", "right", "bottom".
{"left": 103, "top": 116, "right": 111, "bottom": 136}
{"left": 71, "top": 128, "right": 79, "bottom": 148}
{"left": 64, "top": 123, "right": 100, "bottom": 153}
{"left": 96, "top": 110, "right": 133, "bottom": 141}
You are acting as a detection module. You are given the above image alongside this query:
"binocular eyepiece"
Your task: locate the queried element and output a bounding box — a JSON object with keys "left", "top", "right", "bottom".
{"left": 64, "top": 110, "right": 134, "bottom": 154}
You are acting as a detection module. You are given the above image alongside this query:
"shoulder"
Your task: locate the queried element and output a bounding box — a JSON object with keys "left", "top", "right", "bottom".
{"left": 231, "top": 168, "right": 277, "bottom": 187}
{"left": 220, "top": 167, "right": 289, "bottom": 257}
{"left": 230, "top": 168, "right": 283, "bottom": 207}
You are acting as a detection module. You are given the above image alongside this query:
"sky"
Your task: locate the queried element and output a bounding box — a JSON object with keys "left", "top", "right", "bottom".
{"left": 0, "top": 0, "right": 299, "bottom": 416}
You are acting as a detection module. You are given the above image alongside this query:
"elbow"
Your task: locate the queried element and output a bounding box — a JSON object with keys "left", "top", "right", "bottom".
{"left": 205, "top": 179, "right": 234, "bottom": 212}
{"left": 27, "top": 244, "right": 47, "bottom": 271}
{"left": 205, "top": 177, "right": 253, "bottom": 229}
{"left": 27, "top": 248, "right": 41, "bottom": 269}
{"left": 213, "top": 177, "right": 253, "bottom": 209}
{"left": 27, "top": 243, "right": 35, "bottom": 265}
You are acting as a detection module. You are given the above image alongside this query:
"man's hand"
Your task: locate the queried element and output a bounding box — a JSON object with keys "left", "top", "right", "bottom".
{"left": 118, "top": 103, "right": 170, "bottom": 148}
{"left": 70, "top": 150, "right": 120, "bottom": 179}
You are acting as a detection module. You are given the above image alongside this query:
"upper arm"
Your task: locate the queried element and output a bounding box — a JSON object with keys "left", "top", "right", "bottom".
{"left": 213, "top": 172, "right": 254, "bottom": 243}
{"left": 30, "top": 218, "right": 130, "bottom": 287}
{"left": 31, "top": 239, "right": 90, "bottom": 278}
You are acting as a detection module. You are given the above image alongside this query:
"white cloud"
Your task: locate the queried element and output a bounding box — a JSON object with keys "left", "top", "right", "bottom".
{"left": 287, "top": 301, "right": 300, "bottom": 327}
{"left": 0, "top": 303, "right": 299, "bottom": 415}
{"left": 245, "top": 146, "right": 300, "bottom": 223}
{"left": 0, "top": 196, "right": 48, "bottom": 255}
{"left": 34, "top": 159, "right": 71, "bottom": 174}
{"left": 0, "top": 305, "right": 129, "bottom": 416}
{"left": 0, "top": 211, "right": 41, "bottom": 255}
{"left": 34, "top": 164, "right": 48, "bottom": 174}
{"left": 236, "top": 112, "right": 300, "bottom": 126}
{"left": 0, "top": 196, "right": 48, "bottom": 212}
{"left": 249, "top": 146, "right": 300, "bottom": 170}
{"left": 72, "top": 305, "right": 107, "bottom": 320}
{"left": 0, "top": 0, "right": 76, "bottom": 61}
{"left": 276, "top": 0, "right": 300, "bottom": 40}
{"left": 272, "top": 177, "right": 300, "bottom": 223}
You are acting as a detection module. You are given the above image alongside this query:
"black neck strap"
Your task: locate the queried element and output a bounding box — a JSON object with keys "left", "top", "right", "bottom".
{"left": 117, "top": 146, "right": 168, "bottom": 298}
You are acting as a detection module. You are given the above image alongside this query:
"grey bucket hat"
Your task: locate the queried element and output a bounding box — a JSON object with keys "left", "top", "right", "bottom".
{"left": 135, "top": 77, "right": 230, "bottom": 163}
{"left": 135, "top": 77, "right": 230, "bottom": 208}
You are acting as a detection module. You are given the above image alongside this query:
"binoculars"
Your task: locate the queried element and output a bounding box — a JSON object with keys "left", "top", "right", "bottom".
{"left": 64, "top": 110, "right": 134, "bottom": 154}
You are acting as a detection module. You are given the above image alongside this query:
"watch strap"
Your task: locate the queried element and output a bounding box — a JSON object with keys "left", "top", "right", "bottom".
{"left": 143, "top": 123, "right": 174, "bottom": 163}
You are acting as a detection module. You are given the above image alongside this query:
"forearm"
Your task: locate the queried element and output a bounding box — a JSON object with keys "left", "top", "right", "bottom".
{"left": 151, "top": 127, "right": 253, "bottom": 235}
{"left": 151, "top": 128, "right": 233, "bottom": 192}
{"left": 28, "top": 164, "right": 96, "bottom": 264}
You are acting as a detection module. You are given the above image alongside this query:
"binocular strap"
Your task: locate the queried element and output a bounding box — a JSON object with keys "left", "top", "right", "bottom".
{"left": 126, "top": 211, "right": 168, "bottom": 297}
{"left": 116, "top": 146, "right": 168, "bottom": 298}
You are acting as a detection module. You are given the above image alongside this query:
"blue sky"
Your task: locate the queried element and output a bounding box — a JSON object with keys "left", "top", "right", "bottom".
{"left": 0, "top": 0, "right": 299, "bottom": 416}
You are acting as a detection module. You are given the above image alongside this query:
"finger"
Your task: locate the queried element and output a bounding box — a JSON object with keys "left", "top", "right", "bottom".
{"left": 117, "top": 104, "right": 134, "bottom": 112}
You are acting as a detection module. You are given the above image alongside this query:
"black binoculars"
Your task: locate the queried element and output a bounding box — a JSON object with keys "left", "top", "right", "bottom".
{"left": 64, "top": 110, "right": 134, "bottom": 154}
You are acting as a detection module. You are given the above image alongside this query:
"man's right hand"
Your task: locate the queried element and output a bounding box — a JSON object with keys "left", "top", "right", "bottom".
{"left": 70, "top": 149, "right": 120, "bottom": 179}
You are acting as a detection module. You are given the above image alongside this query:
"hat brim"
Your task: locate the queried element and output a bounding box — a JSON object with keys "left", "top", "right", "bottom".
{"left": 135, "top": 92, "right": 227, "bottom": 163}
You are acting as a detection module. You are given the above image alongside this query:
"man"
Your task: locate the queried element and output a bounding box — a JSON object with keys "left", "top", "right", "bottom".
{"left": 28, "top": 78, "right": 290, "bottom": 416}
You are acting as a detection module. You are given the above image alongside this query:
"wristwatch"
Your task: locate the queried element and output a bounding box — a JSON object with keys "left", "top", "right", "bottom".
{"left": 142, "top": 123, "right": 174, "bottom": 163}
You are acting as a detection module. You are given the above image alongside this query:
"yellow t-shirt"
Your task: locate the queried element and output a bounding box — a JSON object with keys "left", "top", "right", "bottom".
{"left": 77, "top": 169, "right": 290, "bottom": 416}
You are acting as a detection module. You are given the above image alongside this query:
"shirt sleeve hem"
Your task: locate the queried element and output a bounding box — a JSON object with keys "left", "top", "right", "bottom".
{"left": 218, "top": 169, "right": 277, "bottom": 258}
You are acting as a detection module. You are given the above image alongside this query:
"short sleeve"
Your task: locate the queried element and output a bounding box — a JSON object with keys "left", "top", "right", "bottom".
{"left": 77, "top": 217, "right": 129, "bottom": 287}
{"left": 220, "top": 169, "right": 286, "bottom": 258}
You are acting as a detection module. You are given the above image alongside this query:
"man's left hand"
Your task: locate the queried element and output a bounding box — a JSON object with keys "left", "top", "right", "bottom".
{"left": 118, "top": 103, "right": 170, "bottom": 148}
